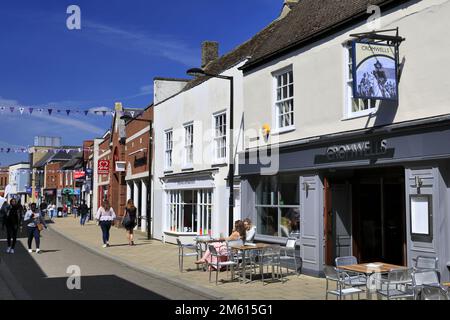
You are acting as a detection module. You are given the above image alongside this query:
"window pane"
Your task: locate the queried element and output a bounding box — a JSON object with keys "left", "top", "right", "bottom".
{"left": 281, "top": 208, "right": 300, "bottom": 238}
{"left": 256, "top": 176, "right": 278, "bottom": 205}
{"left": 279, "top": 175, "right": 299, "bottom": 206}
{"left": 257, "top": 207, "right": 279, "bottom": 237}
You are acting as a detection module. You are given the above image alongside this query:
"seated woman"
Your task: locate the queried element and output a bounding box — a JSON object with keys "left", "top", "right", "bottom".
{"left": 244, "top": 218, "right": 256, "bottom": 243}
{"left": 195, "top": 220, "right": 246, "bottom": 266}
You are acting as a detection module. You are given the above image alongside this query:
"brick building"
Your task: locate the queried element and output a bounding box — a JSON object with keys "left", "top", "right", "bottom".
{"left": 124, "top": 105, "right": 153, "bottom": 232}
{"left": 0, "top": 167, "right": 9, "bottom": 197}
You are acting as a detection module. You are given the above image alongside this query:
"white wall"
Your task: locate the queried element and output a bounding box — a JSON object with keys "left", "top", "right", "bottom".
{"left": 153, "top": 61, "right": 246, "bottom": 240}
{"left": 243, "top": 0, "right": 450, "bottom": 149}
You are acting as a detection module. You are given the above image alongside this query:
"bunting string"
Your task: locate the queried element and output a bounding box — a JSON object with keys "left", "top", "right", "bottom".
{"left": 0, "top": 106, "right": 144, "bottom": 118}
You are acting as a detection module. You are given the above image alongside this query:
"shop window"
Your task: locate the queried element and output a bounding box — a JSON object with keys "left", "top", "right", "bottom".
{"left": 345, "top": 45, "right": 379, "bottom": 118}
{"left": 167, "top": 189, "right": 212, "bottom": 235}
{"left": 273, "top": 67, "right": 294, "bottom": 131}
{"left": 256, "top": 175, "right": 300, "bottom": 238}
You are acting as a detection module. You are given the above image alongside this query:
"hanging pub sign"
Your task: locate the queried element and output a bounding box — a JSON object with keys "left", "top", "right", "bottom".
{"left": 352, "top": 41, "right": 398, "bottom": 101}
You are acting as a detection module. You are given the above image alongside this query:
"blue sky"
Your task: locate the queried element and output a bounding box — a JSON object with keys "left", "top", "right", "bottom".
{"left": 0, "top": 0, "right": 281, "bottom": 166}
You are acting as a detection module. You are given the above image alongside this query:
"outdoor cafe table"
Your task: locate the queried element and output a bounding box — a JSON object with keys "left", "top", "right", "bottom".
{"left": 230, "top": 243, "right": 272, "bottom": 283}
{"left": 338, "top": 262, "right": 408, "bottom": 299}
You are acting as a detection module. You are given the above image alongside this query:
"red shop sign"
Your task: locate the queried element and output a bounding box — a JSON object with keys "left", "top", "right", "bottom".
{"left": 98, "top": 160, "right": 110, "bottom": 175}
{"left": 74, "top": 171, "right": 86, "bottom": 179}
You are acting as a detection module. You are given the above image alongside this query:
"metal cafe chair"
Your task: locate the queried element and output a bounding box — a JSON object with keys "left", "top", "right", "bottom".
{"left": 280, "top": 237, "right": 301, "bottom": 276}
{"left": 335, "top": 256, "right": 367, "bottom": 290}
{"left": 258, "top": 245, "right": 285, "bottom": 285}
{"left": 325, "top": 266, "right": 364, "bottom": 300}
{"left": 208, "top": 243, "right": 238, "bottom": 285}
{"left": 176, "top": 238, "right": 199, "bottom": 272}
{"left": 420, "top": 284, "right": 449, "bottom": 300}
{"left": 323, "top": 265, "right": 339, "bottom": 300}
{"left": 413, "top": 256, "right": 440, "bottom": 281}
{"left": 376, "top": 268, "right": 414, "bottom": 300}
{"left": 412, "top": 270, "right": 441, "bottom": 300}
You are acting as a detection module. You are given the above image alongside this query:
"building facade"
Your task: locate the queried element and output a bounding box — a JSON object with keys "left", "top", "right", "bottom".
{"left": 238, "top": 0, "right": 450, "bottom": 280}
{"left": 125, "top": 105, "right": 153, "bottom": 232}
{"left": 8, "top": 162, "right": 31, "bottom": 203}
{"left": 0, "top": 167, "right": 8, "bottom": 197}
{"left": 153, "top": 42, "right": 248, "bottom": 244}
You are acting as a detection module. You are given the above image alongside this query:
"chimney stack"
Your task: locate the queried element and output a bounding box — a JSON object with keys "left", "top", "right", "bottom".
{"left": 279, "top": 0, "right": 300, "bottom": 19}
{"left": 201, "top": 41, "right": 219, "bottom": 68}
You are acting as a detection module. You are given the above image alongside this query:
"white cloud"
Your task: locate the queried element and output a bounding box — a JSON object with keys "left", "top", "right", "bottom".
{"left": 85, "top": 21, "right": 199, "bottom": 67}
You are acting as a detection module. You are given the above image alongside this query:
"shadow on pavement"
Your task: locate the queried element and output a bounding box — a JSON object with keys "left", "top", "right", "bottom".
{"left": 0, "top": 229, "right": 168, "bottom": 300}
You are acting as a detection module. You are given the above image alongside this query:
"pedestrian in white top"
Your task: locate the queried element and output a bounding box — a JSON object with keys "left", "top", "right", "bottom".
{"left": 24, "top": 203, "right": 47, "bottom": 253}
{"left": 244, "top": 218, "right": 256, "bottom": 243}
{"left": 95, "top": 200, "right": 116, "bottom": 248}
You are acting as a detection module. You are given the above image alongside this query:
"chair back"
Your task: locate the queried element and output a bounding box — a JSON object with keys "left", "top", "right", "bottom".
{"left": 323, "top": 265, "right": 338, "bottom": 279}
{"left": 415, "top": 256, "right": 438, "bottom": 270}
{"left": 388, "top": 268, "right": 413, "bottom": 283}
{"left": 208, "top": 244, "right": 219, "bottom": 257}
{"left": 335, "top": 256, "right": 357, "bottom": 267}
{"left": 412, "top": 270, "right": 439, "bottom": 286}
{"left": 421, "top": 285, "right": 449, "bottom": 300}
{"left": 285, "top": 238, "right": 297, "bottom": 250}
{"left": 176, "top": 238, "right": 182, "bottom": 247}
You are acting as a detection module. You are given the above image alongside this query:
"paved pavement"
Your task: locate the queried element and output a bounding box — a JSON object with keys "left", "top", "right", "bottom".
{"left": 0, "top": 224, "right": 220, "bottom": 300}
{"left": 40, "top": 217, "right": 327, "bottom": 300}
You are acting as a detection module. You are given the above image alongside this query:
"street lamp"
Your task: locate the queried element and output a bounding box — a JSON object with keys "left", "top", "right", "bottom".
{"left": 186, "top": 67, "right": 235, "bottom": 235}
{"left": 120, "top": 114, "right": 153, "bottom": 240}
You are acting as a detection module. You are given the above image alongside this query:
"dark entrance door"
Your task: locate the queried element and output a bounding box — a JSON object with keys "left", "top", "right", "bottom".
{"left": 352, "top": 168, "right": 406, "bottom": 265}
{"left": 325, "top": 167, "right": 406, "bottom": 266}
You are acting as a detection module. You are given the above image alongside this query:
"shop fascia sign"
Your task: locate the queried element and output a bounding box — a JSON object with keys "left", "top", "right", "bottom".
{"left": 326, "top": 139, "right": 388, "bottom": 161}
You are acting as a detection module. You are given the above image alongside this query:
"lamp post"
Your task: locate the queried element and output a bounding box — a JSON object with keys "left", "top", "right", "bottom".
{"left": 120, "top": 114, "right": 153, "bottom": 240}
{"left": 186, "top": 68, "right": 235, "bottom": 235}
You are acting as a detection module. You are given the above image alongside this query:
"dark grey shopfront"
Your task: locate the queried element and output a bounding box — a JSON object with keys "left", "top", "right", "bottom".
{"left": 239, "top": 118, "right": 450, "bottom": 280}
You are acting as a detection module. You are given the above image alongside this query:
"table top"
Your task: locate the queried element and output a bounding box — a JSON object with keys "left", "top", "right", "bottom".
{"left": 338, "top": 262, "right": 407, "bottom": 274}
{"left": 195, "top": 238, "right": 221, "bottom": 243}
{"left": 230, "top": 243, "right": 272, "bottom": 251}
{"left": 443, "top": 282, "right": 450, "bottom": 287}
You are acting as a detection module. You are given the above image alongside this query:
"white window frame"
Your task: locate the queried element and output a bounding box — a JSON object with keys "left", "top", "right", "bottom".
{"left": 343, "top": 44, "right": 380, "bottom": 119}
{"left": 166, "top": 189, "right": 213, "bottom": 235}
{"left": 183, "top": 122, "right": 194, "bottom": 168}
{"left": 272, "top": 66, "right": 295, "bottom": 133}
{"left": 164, "top": 129, "right": 173, "bottom": 171}
{"left": 212, "top": 111, "right": 227, "bottom": 164}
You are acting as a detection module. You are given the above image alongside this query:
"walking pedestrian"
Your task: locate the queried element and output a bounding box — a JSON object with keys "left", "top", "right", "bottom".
{"left": 24, "top": 203, "right": 47, "bottom": 254}
{"left": 121, "top": 199, "right": 137, "bottom": 246}
{"left": 95, "top": 200, "right": 116, "bottom": 248}
{"left": 2, "top": 199, "right": 21, "bottom": 254}
{"left": 79, "top": 200, "right": 89, "bottom": 226}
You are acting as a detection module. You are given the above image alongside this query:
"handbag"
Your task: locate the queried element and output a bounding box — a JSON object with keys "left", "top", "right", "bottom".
{"left": 36, "top": 223, "right": 44, "bottom": 231}
{"left": 122, "top": 212, "right": 131, "bottom": 228}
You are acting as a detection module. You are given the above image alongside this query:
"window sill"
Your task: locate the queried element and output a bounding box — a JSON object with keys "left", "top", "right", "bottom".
{"left": 163, "top": 169, "right": 173, "bottom": 175}
{"left": 271, "top": 126, "right": 296, "bottom": 135}
{"left": 212, "top": 160, "right": 227, "bottom": 168}
{"left": 341, "top": 109, "right": 378, "bottom": 121}
{"left": 181, "top": 166, "right": 194, "bottom": 171}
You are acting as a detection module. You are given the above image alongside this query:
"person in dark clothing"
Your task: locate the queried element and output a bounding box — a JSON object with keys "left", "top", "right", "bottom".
{"left": 2, "top": 199, "right": 21, "bottom": 254}
{"left": 122, "top": 199, "right": 137, "bottom": 246}
{"left": 79, "top": 200, "right": 89, "bottom": 226}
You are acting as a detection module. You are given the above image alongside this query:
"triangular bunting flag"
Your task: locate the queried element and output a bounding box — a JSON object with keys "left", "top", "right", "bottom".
{"left": 111, "top": 111, "right": 116, "bottom": 117}
{"left": 0, "top": 107, "right": 5, "bottom": 112}
{"left": 130, "top": 111, "right": 135, "bottom": 118}
{"left": 66, "top": 110, "right": 71, "bottom": 116}
{"left": 102, "top": 111, "right": 107, "bottom": 116}
{"left": 48, "top": 109, "right": 53, "bottom": 115}
{"left": 10, "top": 107, "right": 14, "bottom": 113}
{"left": 19, "top": 107, "right": 25, "bottom": 114}
{"left": 29, "top": 108, "right": 34, "bottom": 114}
{"left": 84, "top": 110, "right": 89, "bottom": 116}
